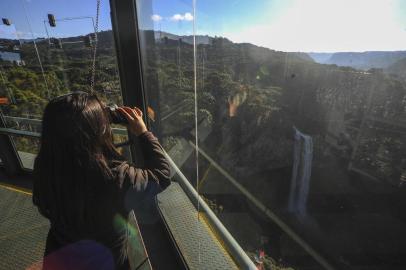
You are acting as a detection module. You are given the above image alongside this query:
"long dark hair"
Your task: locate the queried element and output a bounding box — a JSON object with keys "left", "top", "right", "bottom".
{"left": 33, "top": 92, "right": 122, "bottom": 229}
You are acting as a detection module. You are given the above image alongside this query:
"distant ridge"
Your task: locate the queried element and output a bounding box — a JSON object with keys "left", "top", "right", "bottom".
{"left": 308, "top": 51, "right": 406, "bottom": 70}
{"left": 153, "top": 30, "right": 212, "bottom": 45}
{"left": 307, "top": 52, "right": 334, "bottom": 64}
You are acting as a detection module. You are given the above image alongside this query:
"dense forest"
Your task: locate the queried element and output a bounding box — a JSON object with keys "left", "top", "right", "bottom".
{"left": 144, "top": 32, "right": 406, "bottom": 269}
{"left": 0, "top": 30, "right": 123, "bottom": 153}
{"left": 1, "top": 29, "right": 406, "bottom": 269}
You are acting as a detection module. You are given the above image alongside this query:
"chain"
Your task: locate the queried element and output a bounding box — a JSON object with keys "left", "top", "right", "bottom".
{"left": 90, "top": 0, "right": 101, "bottom": 93}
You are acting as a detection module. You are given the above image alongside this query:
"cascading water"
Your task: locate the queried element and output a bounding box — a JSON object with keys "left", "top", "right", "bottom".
{"left": 288, "top": 127, "right": 313, "bottom": 217}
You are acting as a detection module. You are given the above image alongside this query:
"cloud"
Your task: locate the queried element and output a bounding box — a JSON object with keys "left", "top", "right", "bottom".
{"left": 151, "top": 14, "right": 162, "bottom": 22}
{"left": 171, "top": 14, "right": 184, "bottom": 21}
{"left": 184, "top": 12, "right": 194, "bottom": 21}
{"left": 170, "top": 12, "right": 194, "bottom": 22}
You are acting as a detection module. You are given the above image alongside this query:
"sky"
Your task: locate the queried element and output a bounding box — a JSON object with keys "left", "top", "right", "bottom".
{"left": 1, "top": 0, "right": 406, "bottom": 52}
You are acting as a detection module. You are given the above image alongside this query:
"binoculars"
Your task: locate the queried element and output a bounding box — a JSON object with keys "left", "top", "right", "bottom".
{"left": 106, "top": 104, "right": 128, "bottom": 124}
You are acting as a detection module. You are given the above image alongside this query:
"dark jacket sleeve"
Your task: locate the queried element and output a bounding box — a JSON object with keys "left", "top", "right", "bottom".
{"left": 114, "top": 131, "right": 171, "bottom": 196}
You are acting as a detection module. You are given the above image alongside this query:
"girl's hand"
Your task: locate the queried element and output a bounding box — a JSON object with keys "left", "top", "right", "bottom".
{"left": 117, "top": 106, "right": 148, "bottom": 136}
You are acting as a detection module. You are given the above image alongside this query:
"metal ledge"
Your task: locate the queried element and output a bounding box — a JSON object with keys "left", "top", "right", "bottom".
{"left": 157, "top": 182, "right": 239, "bottom": 270}
{"left": 164, "top": 153, "right": 257, "bottom": 270}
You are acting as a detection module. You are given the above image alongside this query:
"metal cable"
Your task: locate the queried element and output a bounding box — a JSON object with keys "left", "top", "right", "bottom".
{"left": 191, "top": 0, "right": 202, "bottom": 266}
{"left": 20, "top": 0, "right": 51, "bottom": 100}
{"left": 90, "top": 0, "right": 101, "bottom": 93}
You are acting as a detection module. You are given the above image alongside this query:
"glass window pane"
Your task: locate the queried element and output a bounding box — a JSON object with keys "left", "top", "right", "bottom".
{"left": 0, "top": 0, "right": 124, "bottom": 166}
{"left": 138, "top": 0, "right": 406, "bottom": 269}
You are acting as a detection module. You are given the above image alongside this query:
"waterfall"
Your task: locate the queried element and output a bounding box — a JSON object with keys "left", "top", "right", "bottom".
{"left": 288, "top": 127, "right": 313, "bottom": 216}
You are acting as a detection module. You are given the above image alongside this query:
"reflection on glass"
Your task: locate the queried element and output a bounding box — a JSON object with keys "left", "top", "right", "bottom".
{"left": 10, "top": 136, "right": 39, "bottom": 170}
{"left": 0, "top": 0, "right": 123, "bottom": 158}
{"left": 138, "top": 0, "right": 406, "bottom": 269}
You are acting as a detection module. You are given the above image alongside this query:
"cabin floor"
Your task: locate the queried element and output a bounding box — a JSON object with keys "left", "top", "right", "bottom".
{"left": 0, "top": 169, "right": 183, "bottom": 270}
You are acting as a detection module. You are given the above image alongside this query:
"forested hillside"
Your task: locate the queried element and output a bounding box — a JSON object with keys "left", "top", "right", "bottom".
{"left": 1, "top": 29, "right": 406, "bottom": 269}
{"left": 1, "top": 29, "right": 405, "bottom": 185}
{"left": 141, "top": 31, "right": 406, "bottom": 180}
{"left": 0, "top": 30, "right": 121, "bottom": 118}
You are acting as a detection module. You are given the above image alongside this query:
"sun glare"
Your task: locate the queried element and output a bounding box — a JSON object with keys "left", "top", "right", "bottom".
{"left": 227, "top": 0, "right": 406, "bottom": 52}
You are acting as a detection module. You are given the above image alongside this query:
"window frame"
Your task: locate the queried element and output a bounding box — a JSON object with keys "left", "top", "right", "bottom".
{"left": 108, "top": 0, "right": 258, "bottom": 269}
{"left": 109, "top": 0, "right": 149, "bottom": 165}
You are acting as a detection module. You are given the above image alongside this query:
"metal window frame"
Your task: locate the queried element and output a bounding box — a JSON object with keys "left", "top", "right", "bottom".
{"left": 108, "top": 0, "right": 258, "bottom": 269}
{"left": 0, "top": 0, "right": 274, "bottom": 268}
{"left": 0, "top": 0, "right": 149, "bottom": 171}
{"left": 109, "top": 0, "right": 149, "bottom": 165}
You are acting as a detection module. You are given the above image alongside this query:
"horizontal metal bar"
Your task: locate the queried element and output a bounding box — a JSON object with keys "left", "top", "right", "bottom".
{"left": 3, "top": 109, "right": 180, "bottom": 129}
{"left": 0, "top": 122, "right": 127, "bottom": 135}
{"left": 0, "top": 127, "right": 128, "bottom": 145}
{"left": 161, "top": 102, "right": 191, "bottom": 121}
{"left": 61, "top": 41, "right": 84, "bottom": 45}
{"left": 3, "top": 116, "right": 42, "bottom": 126}
{"left": 51, "top": 16, "right": 94, "bottom": 22}
{"left": 111, "top": 127, "right": 127, "bottom": 135}
{"left": 0, "top": 127, "right": 40, "bottom": 138}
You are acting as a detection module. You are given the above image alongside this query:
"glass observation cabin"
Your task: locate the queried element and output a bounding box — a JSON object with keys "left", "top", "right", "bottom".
{"left": 0, "top": 0, "right": 406, "bottom": 269}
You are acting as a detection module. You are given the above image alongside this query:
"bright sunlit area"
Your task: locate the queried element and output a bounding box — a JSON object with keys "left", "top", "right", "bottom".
{"left": 146, "top": 0, "right": 406, "bottom": 52}
{"left": 225, "top": 0, "right": 406, "bottom": 52}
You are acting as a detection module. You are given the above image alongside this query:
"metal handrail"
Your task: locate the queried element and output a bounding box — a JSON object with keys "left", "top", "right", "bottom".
{"left": 0, "top": 126, "right": 127, "bottom": 137}
{"left": 0, "top": 127, "right": 40, "bottom": 138}
{"left": 0, "top": 127, "right": 129, "bottom": 149}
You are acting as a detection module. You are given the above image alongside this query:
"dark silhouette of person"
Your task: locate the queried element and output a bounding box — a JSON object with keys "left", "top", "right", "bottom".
{"left": 32, "top": 92, "right": 170, "bottom": 269}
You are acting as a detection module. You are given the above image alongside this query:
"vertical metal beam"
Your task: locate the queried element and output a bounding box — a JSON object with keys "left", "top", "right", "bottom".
{"left": 109, "top": 0, "right": 146, "bottom": 112}
{"left": 109, "top": 0, "right": 148, "bottom": 163}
